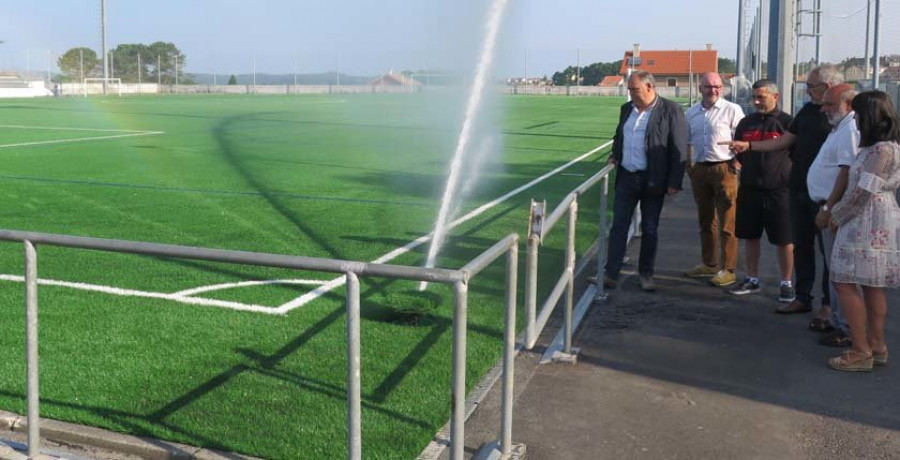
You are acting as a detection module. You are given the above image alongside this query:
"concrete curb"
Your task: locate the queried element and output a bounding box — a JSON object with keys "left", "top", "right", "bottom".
{"left": 0, "top": 410, "right": 260, "bottom": 460}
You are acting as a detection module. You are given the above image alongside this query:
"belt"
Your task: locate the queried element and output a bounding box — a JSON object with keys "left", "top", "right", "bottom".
{"left": 696, "top": 159, "right": 731, "bottom": 166}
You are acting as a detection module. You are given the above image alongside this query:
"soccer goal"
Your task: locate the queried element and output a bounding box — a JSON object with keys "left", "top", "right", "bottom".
{"left": 82, "top": 78, "right": 122, "bottom": 97}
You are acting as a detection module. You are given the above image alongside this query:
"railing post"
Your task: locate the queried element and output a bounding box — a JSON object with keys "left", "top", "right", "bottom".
{"left": 564, "top": 200, "right": 577, "bottom": 355}
{"left": 595, "top": 175, "right": 610, "bottom": 302}
{"left": 346, "top": 272, "right": 361, "bottom": 460}
{"left": 524, "top": 234, "right": 538, "bottom": 349}
{"left": 24, "top": 240, "right": 40, "bottom": 458}
{"left": 501, "top": 241, "right": 518, "bottom": 455}
{"left": 525, "top": 200, "right": 544, "bottom": 350}
{"left": 450, "top": 280, "right": 468, "bottom": 460}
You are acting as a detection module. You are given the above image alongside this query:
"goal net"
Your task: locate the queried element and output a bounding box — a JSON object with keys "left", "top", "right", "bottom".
{"left": 83, "top": 78, "right": 123, "bottom": 97}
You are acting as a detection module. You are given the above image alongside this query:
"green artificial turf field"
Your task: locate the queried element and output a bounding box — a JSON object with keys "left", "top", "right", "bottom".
{"left": 0, "top": 93, "right": 620, "bottom": 459}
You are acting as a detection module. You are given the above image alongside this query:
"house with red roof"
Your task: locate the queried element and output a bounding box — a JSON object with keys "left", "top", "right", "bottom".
{"left": 598, "top": 75, "right": 624, "bottom": 87}
{"left": 619, "top": 44, "right": 718, "bottom": 88}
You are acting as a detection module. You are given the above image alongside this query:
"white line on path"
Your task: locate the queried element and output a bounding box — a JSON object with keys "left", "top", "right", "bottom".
{"left": 0, "top": 274, "right": 284, "bottom": 315}
{"left": 0, "top": 131, "right": 165, "bottom": 149}
{"left": 275, "top": 140, "right": 613, "bottom": 314}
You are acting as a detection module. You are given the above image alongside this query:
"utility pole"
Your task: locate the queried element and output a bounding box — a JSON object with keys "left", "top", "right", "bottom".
{"left": 873, "top": 0, "right": 881, "bottom": 90}
{"left": 737, "top": 0, "right": 746, "bottom": 78}
{"left": 865, "top": 0, "right": 872, "bottom": 81}
{"left": 101, "top": 0, "right": 108, "bottom": 95}
{"left": 769, "top": 0, "right": 795, "bottom": 114}
{"left": 575, "top": 49, "right": 580, "bottom": 87}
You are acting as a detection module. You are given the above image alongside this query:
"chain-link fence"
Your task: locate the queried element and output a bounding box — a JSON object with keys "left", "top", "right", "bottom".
{"left": 737, "top": 0, "right": 900, "bottom": 112}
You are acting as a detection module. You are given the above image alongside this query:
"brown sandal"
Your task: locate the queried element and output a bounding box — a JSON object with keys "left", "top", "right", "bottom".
{"left": 828, "top": 350, "right": 874, "bottom": 372}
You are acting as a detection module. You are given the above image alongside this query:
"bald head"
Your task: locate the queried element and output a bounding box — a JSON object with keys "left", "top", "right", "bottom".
{"left": 822, "top": 84, "right": 857, "bottom": 126}
{"left": 699, "top": 72, "right": 724, "bottom": 107}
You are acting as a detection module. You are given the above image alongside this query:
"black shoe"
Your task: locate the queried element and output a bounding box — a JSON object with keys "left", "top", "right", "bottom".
{"left": 819, "top": 330, "right": 851, "bottom": 348}
{"left": 729, "top": 278, "right": 760, "bottom": 296}
{"left": 603, "top": 276, "right": 617, "bottom": 290}
{"left": 639, "top": 275, "right": 655, "bottom": 292}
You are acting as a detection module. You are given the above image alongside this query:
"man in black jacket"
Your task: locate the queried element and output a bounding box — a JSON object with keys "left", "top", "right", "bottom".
{"left": 604, "top": 71, "right": 687, "bottom": 292}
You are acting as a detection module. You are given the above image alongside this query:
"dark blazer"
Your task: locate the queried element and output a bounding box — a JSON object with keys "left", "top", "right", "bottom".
{"left": 611, "top": 96, "right": 688, "bottom": 195}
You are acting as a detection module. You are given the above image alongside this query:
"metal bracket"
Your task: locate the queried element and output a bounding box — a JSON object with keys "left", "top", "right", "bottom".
{"left": 474, "top": 441, "right": 526, "bottom": 460}
{"left": 527, "top": 200, "right": 546, "bottom": 244}
{"left": 549, "top": 347, "right": 580, "bottom": 365}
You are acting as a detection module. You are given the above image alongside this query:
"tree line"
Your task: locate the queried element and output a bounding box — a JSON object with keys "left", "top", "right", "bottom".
{"left": 57, "top": 42, "right": 191, "bottom": 84}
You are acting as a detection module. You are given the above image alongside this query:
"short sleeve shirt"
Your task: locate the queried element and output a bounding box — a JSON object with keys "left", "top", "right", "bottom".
{"left": 686, "top": 98, "right": 745, "bottom": 163}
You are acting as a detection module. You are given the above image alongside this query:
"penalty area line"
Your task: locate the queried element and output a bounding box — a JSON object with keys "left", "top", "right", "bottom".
{"left": 0, "top": 274, "right": 284, "bottom": 315}
{"left": 0, "top": 124, "right": 158, "bottom": 133}
{"left": 0, "top": 131, "right": 165, "bottom": 149}
{"left": 275, "top": 139, "right": 613, "bottom": 314}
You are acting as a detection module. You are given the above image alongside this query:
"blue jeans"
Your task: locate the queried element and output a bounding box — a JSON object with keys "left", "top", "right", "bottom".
{"left": 821, "top": 227, "right": 849, "bottom": 333}
{"left": 605, "top": 169, "right": 666, "bottom": 280}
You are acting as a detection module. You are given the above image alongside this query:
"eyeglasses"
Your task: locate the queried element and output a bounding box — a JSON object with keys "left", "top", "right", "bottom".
{"left": 627, "top": 87, "right": 642, "bottom": 91}
{"left": 700, "top": 85, "right": 723, "bottom": 90}
{"left": 807, "top": 82, "right": 826, "bottom": 89}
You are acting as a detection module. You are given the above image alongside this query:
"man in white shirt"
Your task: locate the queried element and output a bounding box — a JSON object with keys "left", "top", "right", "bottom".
{"left": 683, "top": 72, "right": 745, "bottom": 287}
{"left": 807, "top": 84, "right": 859, "bottom": 347}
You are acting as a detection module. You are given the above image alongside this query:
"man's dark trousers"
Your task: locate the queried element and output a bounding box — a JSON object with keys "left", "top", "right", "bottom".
{"left": 605, "top": 168, "right": 666, "bottom": 280}
{"left": 791, "top": 189, "right": 830, "bottom": 307}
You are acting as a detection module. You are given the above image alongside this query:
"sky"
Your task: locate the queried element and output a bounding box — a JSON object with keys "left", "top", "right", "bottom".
{"left": 0, "top": 0, "right": 895, "bottom": 79}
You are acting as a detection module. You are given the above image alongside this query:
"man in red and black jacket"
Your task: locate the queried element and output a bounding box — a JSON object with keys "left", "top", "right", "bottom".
{"left": 729, "top": 79, "right": 796, "bottom": 302}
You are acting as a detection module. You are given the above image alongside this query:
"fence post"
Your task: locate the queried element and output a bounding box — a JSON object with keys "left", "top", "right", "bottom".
{"left": 501, "top": 240, "right": 518, "bottom": 454}
{"left": 564, "top": 200, "right": 577, "bottom": 354}
{"left": 24, "top": 240, "right": 40, "bottom": 458}
{"left": 524, "top": 200, "right": 544, "bottom": 349}
{"left": 451, "top": 280, "right": 468, "bottom": 460}
{"left": 345, "top": 272, "right": 361, "bottom": 460}
{"left": 595, "top": 175, "right": 610, "bottom": 302}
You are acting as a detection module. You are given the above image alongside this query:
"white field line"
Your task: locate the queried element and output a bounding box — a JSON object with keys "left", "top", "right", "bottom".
{"left": 0, "top": 131, "right": 164, "bottom": 149}
{"left": 0, "top": 274, "right": 285, "bottom": 315}
{"left": 275, "top": 140, "right": 613, "bottom": 314}
{"left": 0, "top": 124, "right": 156, "bottom": 133}
{"left": 172, "top": 279, "right": 326, "bottom": 296}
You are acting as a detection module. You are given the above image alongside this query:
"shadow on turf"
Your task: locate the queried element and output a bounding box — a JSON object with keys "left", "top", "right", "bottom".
{"left": 339, "top": 155, "right": 608, "bottom": 205}
{"left": 213, "top": 113, "right": 352, "bottom": 261}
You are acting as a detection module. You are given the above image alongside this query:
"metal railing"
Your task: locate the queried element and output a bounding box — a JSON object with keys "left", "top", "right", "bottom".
{"left": 523, "top": 164, "right": 615, "bottom": 353}
{"left": 0, "top": 229, "right": 519, "bottom": 460}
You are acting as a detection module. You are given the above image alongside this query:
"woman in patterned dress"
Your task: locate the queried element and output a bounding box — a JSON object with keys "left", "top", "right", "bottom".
{"left": 828, "top": 91, "right": 900, "bottom": 372}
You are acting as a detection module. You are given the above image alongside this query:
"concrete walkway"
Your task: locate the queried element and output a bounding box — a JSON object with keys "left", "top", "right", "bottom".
{"left": 460, "top": 185, "right": 900, "bottom": 459}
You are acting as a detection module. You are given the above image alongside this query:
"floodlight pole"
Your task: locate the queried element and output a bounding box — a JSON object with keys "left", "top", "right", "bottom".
{"left": 138, "top": 53, "right": 142, "bottom": 86}
{"left": 865, "top": 0, "right": 872, "bottom": 80}
{"left": 873, "top": 0, "right": 881, "bottom": 90}
{"left": 575, "top": 49, "right": 580, "bottom": 87}
{"left": 736, "top": 0, "right": 745, "bottom": 78}
{"left": 101, "top": 0, "right": 108, "bottom": 95}
{"left": 79, "top": 49, "right": 84, "bottom": 82}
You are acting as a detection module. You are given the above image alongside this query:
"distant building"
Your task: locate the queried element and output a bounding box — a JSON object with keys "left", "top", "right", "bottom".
{"left": 880, "top": 66, "right": 900, "bottom": 82}
{"left": 618, "top": 44, "right": 718, "bottom": 88}
{"left": 842, "top": 65, "right": 866, "bottom": 82}
{"left": 368, "top": 72, "right": 420, "bottom": 86}
{"left": 598, "top": 75, "right": 624, "bottom": 87}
